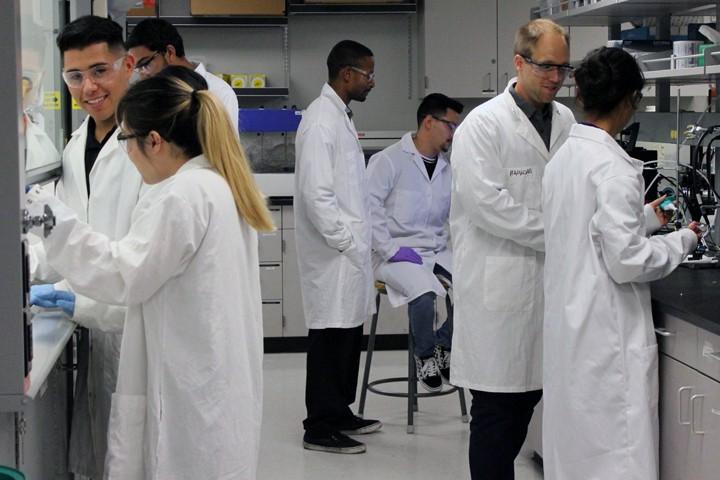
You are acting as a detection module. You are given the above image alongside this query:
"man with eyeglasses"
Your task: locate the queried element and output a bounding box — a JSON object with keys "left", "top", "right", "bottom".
{"left": 28, "top": 15, "right": 143, "bottom": 480}
{"left": 448, "top": 19, "right": 575, "bottom": 479}
{"left": 295, "top": 39, "right": 380, "bottom": 454}
{"left": 126, "top": 18, "right": 239, "bottom": 134}
{"left": 366, "top": 93, "right": 463, "bottom": 392}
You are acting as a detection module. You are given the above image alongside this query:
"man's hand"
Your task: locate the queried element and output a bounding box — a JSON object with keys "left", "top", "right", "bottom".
{"left": 388, "top": 247, "right": 423, "bottom": 265}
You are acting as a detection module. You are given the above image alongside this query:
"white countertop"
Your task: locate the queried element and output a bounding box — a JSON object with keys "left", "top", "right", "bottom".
{"left": 25, "top": 312, "right": 75, "bottom": 401}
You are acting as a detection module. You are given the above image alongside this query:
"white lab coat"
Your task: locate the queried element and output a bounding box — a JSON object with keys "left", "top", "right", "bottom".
{"left": 36, "top": 156, "right": 263, "bottom": 480}
{"left": 30, "top": 117, "right": 144, "bottom": 478}
{"left": 542, "top": 124, "right": 697, "bottom": 480}
{"left": 367, "top": 132, "right": 452, "bottom": 306}
{"left": 294, "top": 83, "right": 375, "bottom": 329}
{"left": 448, "top": 81, "right": 575, "bottom": 391}
{"left": 195, "top": 62, "right": 239, "bottom": 135}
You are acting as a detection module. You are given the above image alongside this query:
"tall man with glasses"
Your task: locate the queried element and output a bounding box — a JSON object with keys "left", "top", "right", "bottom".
{"left": 449, "top": 19, "right": 575, "bottom": 479}
{"left": 28, "top": 16, "right": 143, "bottom": 479}
{"left": 366, "top": 93, "right": 463, "bottom": 392}
{"left": 295, "top": 40, "right": 381, "bottom": 454}
{"left": 126, "top": 18, "right": 239, "bottom": 134}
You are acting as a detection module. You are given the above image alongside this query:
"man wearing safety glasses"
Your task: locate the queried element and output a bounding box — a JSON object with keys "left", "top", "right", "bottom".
{"left": 28, "top": 15, "right": 144, "bottom": 480}
{"left": 126, "top": 18, "right": 239, "bottom": 135}
{"left": 448, "top": 19, "right": 576, "bottom": 479}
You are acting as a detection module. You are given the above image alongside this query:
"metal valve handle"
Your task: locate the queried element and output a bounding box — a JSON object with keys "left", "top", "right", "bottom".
{"left": 22, "top": 204, "right": 55, "bottom": 238}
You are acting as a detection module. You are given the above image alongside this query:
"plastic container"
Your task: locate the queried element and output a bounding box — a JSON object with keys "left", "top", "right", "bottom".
{"left": 0, "top": 466, "right": 25, "bottom": 480}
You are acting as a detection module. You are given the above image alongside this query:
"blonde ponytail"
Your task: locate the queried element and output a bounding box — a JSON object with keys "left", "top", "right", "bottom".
{"left": 195, "top": 91, "right": 275, "bottom": 232}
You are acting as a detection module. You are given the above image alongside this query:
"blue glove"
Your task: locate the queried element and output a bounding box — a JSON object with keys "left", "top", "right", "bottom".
{"left": 388, "top": 247, "right": 423, "bottom": 265}
{"left": 29, "top": 284, "right": 75, "bottom": 317}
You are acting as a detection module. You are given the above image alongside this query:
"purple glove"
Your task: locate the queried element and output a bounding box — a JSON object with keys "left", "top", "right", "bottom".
{"left": 389, "top": 247, "right": 423, "bottom": 265}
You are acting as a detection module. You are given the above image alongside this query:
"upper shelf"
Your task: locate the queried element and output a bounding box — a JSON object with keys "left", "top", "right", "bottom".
{"left": 538, "top": 1, "right": 717, "bottom": 26}
{"left": 126, "top": 16, "right": 288, "bottom": 28}
{"left": 287, "top": 1, "right": 417, "bottom": 15}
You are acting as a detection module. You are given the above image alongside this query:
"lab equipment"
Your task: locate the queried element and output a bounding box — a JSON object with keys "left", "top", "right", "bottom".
{"left": 239, "top": 108, "right": 301, "bottom": 173}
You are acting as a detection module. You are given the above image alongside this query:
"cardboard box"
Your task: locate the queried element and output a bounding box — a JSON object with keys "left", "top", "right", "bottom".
{"left": 190, "top": 0, "right": 285, "bottom": 15}
{"left": 303, "top": 1, "right": 404, "bottom": 3}
{"left": 128, "top": 0, "right": 156, "bottom": 16}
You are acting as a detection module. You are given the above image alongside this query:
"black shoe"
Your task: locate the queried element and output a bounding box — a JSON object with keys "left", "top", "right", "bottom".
{"left": 415, "top": 355, "right": 443, "bottom": 392}
{"left": 336, "top": 415, "right": 382, "bottom": 435}
{"left": 434, "top": 345, "right": 451, "bottom": 384}
{"left": 303, "top": 431, "right": 366, "bottom": 454}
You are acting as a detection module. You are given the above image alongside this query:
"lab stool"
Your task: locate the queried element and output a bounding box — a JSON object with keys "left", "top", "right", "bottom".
{"left": 358, "top": 280, "right": 469, "bottom": 433}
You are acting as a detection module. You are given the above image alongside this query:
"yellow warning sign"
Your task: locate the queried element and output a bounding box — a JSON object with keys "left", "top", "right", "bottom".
{"left": 43, "top": 91, "right": 61, "bottom": 110}
{"left": 71, "top": 97, "right": 81, "bottom": 110}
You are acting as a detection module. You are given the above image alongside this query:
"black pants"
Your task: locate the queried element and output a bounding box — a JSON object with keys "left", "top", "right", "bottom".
{"left": 469, "top": 389, "right": 542, "bottom": 480}
{"left": 303, "top": 325, "right": 363, "bottom": 434}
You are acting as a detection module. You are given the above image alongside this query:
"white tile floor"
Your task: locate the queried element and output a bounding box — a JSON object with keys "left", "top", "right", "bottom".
{"left": 258, "top": 350, "right": 544, "bottom": 480}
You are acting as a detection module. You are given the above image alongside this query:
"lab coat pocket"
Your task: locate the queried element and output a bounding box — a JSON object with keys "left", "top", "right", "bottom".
{"left": 392, "top": 189, "right": 423, "bottom": 224}
{"left": 505, "top": 166, "right": 541, "bottom": 209}
{"left": 483, "top": 256, "right": 535, "bottom": 312}
{"left": 105, "top": 393, "right": 146, "bottom": 479}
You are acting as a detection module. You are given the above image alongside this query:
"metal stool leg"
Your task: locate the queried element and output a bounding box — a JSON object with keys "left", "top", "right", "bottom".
{"left": 359, "top": 291, "right": 381, "bottom": 417}
{"left": 458, "top": 387, "right": 469, "bottom": 423}
{"left": 407, "top": 331, "right": 416, "bottom": 433}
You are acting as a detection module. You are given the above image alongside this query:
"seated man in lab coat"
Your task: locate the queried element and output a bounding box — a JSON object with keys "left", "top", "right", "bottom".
{"left": 367, "top": 93, "right": 463, "bottom": 392}
{"left": 126, "top": 18, "right": 239, "bottom": 134}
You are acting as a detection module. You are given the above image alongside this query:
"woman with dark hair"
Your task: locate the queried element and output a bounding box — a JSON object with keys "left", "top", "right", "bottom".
{"left": 27, "top": 75, "right": 273, "bottom": 478}
{"left": 541, "top": 47, "right": 701, "bottom": 479}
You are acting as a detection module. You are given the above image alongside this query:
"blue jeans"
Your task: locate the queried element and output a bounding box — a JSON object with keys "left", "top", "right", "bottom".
{"left": 407, "top": 265, "right": 453, "bottom": 358}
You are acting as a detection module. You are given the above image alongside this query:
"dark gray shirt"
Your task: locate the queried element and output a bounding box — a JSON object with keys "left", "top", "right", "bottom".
{"left": 510, "top": 84, "right": 552, "bottom": 150}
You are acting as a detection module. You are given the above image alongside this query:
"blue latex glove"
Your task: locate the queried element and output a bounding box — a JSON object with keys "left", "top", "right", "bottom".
{"left": 388, "top": 247, "right": 423, "bottom": 265}
{"left": 29, "top": 284, "right": 75, "bottom": 317}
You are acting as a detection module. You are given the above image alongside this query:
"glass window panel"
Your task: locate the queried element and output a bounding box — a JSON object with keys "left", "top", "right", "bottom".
{"left": 21, "top": 0, "right": 64, "bottom": 177}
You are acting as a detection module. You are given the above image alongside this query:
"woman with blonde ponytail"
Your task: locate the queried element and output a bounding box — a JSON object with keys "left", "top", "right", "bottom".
{"left": 27, "top": 69, "right": 270, "bottom": 479}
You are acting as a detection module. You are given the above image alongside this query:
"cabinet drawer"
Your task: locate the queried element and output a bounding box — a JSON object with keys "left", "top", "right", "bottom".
{"left": 258, "top": 230, "right": 281, "bottom": 262}
{"left": 655, "top": 311, "right": 698, "bottom": 367}
{"left": 699, "top": 329, "right": 720, "bottom": 382}
{"left": 259, "top": 263, "right": 282, "bottom": 300}
{"left": 262, "top": 301, "right": 283, "bottom": 338}
{"left": 281, "top": 205, "right": 294, "bottom": 230}
{"left": 268, "top": 207, "right": 282, "bottom": 229}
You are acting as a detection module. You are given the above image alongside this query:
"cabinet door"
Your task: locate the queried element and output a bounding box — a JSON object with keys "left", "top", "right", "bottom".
{"left": 660, "top": 354, "right": 701, "bottom": 480}
{"left": 281, "top": 229, "right": 308, "bottom": 337}
{"left": 423, "top": 0, "right": 497, "bottom": 97}
{"left": 496, "top": 0, "right": 536, "bottom": 92}
{"left": 262, "top": 301, "right": 283, "bottom": 338}
{"left": 697, "top": 374, "right": 720, "bottom": 480}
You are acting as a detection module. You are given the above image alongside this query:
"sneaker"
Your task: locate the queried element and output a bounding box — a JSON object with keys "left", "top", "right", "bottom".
{"left": 335, "top": 415, "right": 383, "bottom": 435}
{"left": 303, "top": 431, "right": 366, "bottom": 454}
{"left": 415, "top": 355, "right": 443, "bottom": 392}
{"left": 435, "top": 345, "right": 451, "bottom": 384}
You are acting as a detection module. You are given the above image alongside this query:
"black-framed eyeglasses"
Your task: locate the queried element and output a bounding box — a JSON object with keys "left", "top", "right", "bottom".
{"left": 349, "top": 66, "right": 376, "bottom": 82}
{"left": 117, "top": 131, "right": 146, "bottom": 152}
{"left": 521, "top": 56, "right": 574, "bottom": 76}
{"left": 134, "top": 52, "right": 161, "bottom": 73}
{"left": 631, "top": 91, "right": 643, "bottom": 109}
{"left": 431, "top": 115, "right": 459, "bottom": 132}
